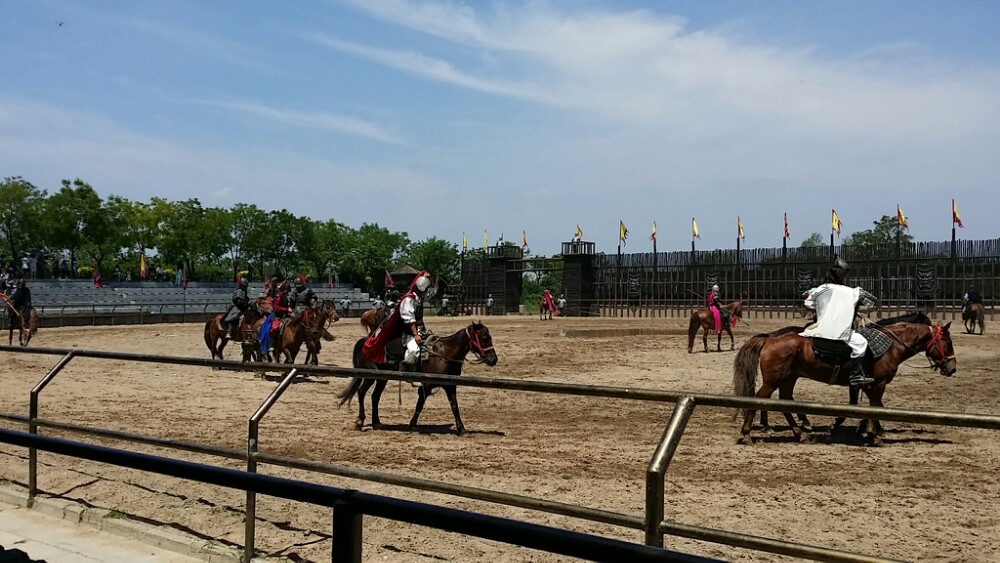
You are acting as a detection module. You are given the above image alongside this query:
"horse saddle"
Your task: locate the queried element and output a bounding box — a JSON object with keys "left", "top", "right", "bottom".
{"left": 385, "top": 334, "right": 438, "bottom": 364}
{"left": 810, "top": 338, "right": 853, "bottom": 365}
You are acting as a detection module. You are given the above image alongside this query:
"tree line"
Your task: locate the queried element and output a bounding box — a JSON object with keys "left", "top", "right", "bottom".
{"left": 0, "top": 176, "right": 460, "bottom": 295}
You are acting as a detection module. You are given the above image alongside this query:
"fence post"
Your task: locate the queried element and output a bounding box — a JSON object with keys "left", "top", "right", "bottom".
{"left": 645, "top": 396, "right": 695, "bottom": 547}
{"left": 245, "top": 368, "right": 298, "bottom": 563}
{"left": 28, "top": 352, "right": 76, "bottom": 506}
{"left": 331, "top": 498, "right": 363, "bottom": 563}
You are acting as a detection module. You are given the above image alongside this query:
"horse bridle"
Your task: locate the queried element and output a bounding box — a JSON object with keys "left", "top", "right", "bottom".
{"left": 874, "top": 321, "right": 953, "bottom": 372}
{"left": 427, "top": 326, "right": 495, "bottom": 365}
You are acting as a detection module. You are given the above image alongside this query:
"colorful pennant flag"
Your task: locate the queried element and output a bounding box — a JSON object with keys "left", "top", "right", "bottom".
{"left": 832, "top": 209, "right": 842, "bottom": 235}
{"left": 737, "top": 216, "right": 745, "bottom": 241}
{"left": 139, "top": 248, "right": 147, "bottom": 280}
{"left": 384, "top": 270, "right": 394, "bottom": 288}
{"left": 953, "top": 199, "right": 964, "bottom": 228}
{"left": 650, "top": 221, "right": 657, "bottom": 243}
{"left": 462, "top": 232, "right": 467, "bottom": 252}
{"left": 691, "top": 217, "right": 700, "bottom": 239}
{"left": 896, "top": 205, "right": 909, "bottom": 230}
{"left": 784, "top": 213, "right": 790, "bottom": 240}
{"left": 575, "top": 224, "right": 583, "bottom": 239}
{"left": 619, "top": 220, "right": 629, "bottom": 245}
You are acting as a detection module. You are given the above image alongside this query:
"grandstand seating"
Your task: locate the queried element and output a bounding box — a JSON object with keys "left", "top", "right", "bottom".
{"left": 7, "top": 280, "right": 375, "bottom": 328}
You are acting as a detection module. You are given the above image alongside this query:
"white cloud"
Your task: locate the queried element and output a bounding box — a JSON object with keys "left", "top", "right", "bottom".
{"left": 203, "top": 99, "right": 404, "bottom": 144}
{"left": 335, "top": 1, "right": 1000, "bottom": 138}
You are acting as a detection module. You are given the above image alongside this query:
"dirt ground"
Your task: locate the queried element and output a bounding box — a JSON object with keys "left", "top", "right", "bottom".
{"left": 1, "top": 312, "right": 998, "bottom": 562}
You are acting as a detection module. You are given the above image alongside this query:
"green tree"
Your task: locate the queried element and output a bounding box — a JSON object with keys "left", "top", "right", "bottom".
{"left": 405, "top": 237, "right": 460, "bottom": 281}
{"left": 843, "top": 215, "right": 914, "bottom": 246}
{"left": 0, "top": 176, "right": 46, "bottom": 261}
{"left": 799, "top": 233, "right": 824, "bottom": 248}
{"left": 156, "top": 198, "right": 206, "bottom": 277}
{"left": 341, "top": 223, "right": 410, "bottom": 293}
{"left": 42, "top": 179, "right": 107, "bottom": 266}
{"left": 222, "top": 203, "right": 266, "bottom": 278}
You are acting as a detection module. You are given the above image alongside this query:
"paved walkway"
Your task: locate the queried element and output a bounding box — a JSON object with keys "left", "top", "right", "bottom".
{"left": 0, "top": 503, "right": 197, "bottom": 563}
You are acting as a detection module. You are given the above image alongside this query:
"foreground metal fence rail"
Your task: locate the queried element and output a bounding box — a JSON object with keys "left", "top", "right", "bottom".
{"left": 0, "top": 429, "right": 710, "bottom": 563}
{"left": 4, "top": 346, "right": 1000, "bottom": 562}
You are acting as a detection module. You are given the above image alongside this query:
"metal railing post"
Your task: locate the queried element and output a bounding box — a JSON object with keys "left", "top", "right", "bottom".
{"left": 645, "top": 396, "right": 695, "bottom": 547}
{"left": 245, "top": 368, "right": 298, "bottom": 563}
{"left": 28, "top": 352, "right": 76, "bottom": 506}
{"left": 332, "top": 498, "right": 363, "bottom": 562}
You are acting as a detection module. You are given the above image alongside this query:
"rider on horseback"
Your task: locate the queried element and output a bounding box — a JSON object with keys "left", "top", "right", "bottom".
{"left": 271, "top": 279, "right": 292, "bottom": 319}
{"left": 221, "top": 276, "right": 250, "bottom": 337}
{"left": 400, "top": 272, "right": 432, "bottom": 372}
{"left": 962, "top": 285, "right": 981, "bottom": 319}
{"left": 706, "top": 284, "right": 726, "bottom": 332}
{"left": 288, "top": 274, "right": 316, "bottom": 324}
{"left": 7, "top": 278, "right": 32, "bottom": 324}
{"left": 800, "top": 257, "right": 876, "bottom": 389}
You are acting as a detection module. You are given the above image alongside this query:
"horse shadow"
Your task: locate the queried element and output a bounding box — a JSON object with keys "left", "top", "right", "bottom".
{"left": 365, "top": 423, "right": 506, "bottom": 437}
{"left": 753, "top": 424, "right": 953, "bottom": 446}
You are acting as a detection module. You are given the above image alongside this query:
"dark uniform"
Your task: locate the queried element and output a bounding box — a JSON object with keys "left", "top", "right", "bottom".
{"left": 222, "top": 278, "right": 250, "bottom": 334}
{"left": 962, "top": 288, "right": 982, "bottom": 319}
{"left": 10, "top": 280, "right": 32, "bottom": 324}
{"left": 289, "top": 277, "right": 316, "bottom": 323}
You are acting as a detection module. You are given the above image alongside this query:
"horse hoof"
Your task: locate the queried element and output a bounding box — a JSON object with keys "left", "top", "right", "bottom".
{"left": 736, "top": 435, "right": 754, "bottom": 445}
{"left": 456, "top": 428, "right": 469, "bottom": 437}
{"left": 354, "top": 421, "right": 364, "bottom": 431}
{"left": 371, "top": 422, "right": 382, "bottom": 431}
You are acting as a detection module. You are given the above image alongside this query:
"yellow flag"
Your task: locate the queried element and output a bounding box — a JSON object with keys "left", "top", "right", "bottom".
{"left": 462, "top": 232, "right": 467, "bottom": 251}
{"left": 650, "top": 221, "right": 657, "bottom": 242}
{"left": 483, "top": 230, "right": 488, "bottom": 249}
{"left": 896, "top": 205, "right": 908, "bottom": 230}
{"left": 575, "top": 224, "right": 583, "bottom": 239}
{"left": 619, "top": 220, "right": 629, "bottom": 244}
{"left": 832, "top": 209, "right": 842, "bottom": 234}
{"left": 692, "top": 217, "right": 700, "bottom": 239}
{"left": 953, "top": 199, "right": 964, "bottom": 228}
{"left": 738, "top": 216, "right": 745, "bottom": 240}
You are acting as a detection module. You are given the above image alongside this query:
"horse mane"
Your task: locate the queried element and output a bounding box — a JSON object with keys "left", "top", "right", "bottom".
{"left": 875, "top": 311, "right": 931, "bottom": 326}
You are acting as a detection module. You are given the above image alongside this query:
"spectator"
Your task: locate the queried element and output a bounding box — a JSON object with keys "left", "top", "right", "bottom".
{"left": 21, "top": 255, "right": 29, "bottom": 278}
{"left": 340, "top": 295, "right": 352, "bottom": 317}
{"left": 71, "top": 257, "right": 78, "bottom": 278}
{"left": 438, "top": 294, "right": 450, "bottom": 316}
{"left": 61, "top": 259, "right": 70, "bottom": 279}
{"left": 113, "top": 265, "right": 121, "bottom": 282}
{"left": 557, "top": 293, "right": 567, "bottom": 316}
{"left": 485, "top": 294, "right": 494, "bottom": 316}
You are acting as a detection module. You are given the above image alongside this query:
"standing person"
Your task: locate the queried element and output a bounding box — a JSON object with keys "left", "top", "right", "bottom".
{"left": 962, "top": 285, "right": 982, "bottom": 320}
{"left": 113, "top": 265, "right": 121, "bottom": 282}
{"left": 340, "top": 295, "right": 352, "bottom": 318}
{"left": 438, "top": 294, "right": 450, "bottom": 316}
{"left": 485, "top": 294, "right": 494, "bottom": 316}
{"left": 556, "top": 293, "right": 567, "bottom": 316}
{"left": 800, "top": 257, "right": 877, "bottom": 388}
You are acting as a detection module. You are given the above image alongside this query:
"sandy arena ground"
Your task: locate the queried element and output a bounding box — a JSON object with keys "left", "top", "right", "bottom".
{"left": 1, "top": 312, "right": 999, "bottom": 562}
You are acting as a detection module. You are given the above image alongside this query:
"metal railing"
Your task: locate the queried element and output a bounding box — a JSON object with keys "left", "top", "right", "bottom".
{"left": 3, "top": 346, "right": 1000, "bottom": 562}
{"left": 0, "top": 428, "right": 711, "bottom": 562}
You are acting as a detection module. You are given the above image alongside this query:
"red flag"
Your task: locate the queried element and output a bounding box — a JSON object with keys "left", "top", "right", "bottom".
{"left": 182, "top": 277, "right": 188, "bottom": 290}
{"left": 327, "top": 272, "right": 333, "bottom": 290}
{"left": 384, "top": 270, "right": 394, "bottom": 288}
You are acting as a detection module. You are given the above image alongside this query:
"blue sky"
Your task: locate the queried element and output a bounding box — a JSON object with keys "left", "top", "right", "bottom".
{"left": 2, "top": 1, "right": 998, "bottom": 254}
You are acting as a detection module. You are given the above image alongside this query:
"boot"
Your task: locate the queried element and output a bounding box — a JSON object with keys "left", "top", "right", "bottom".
{"left": 847, "top": 357, "right": 874, "bottom": 388}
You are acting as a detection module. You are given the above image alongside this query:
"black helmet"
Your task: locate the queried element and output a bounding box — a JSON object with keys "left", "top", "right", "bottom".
{"left": 825, "top": 256, "right": 849, "bottom": 284}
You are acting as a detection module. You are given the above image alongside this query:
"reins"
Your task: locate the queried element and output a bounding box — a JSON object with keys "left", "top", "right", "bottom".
{"left": 867, "top": 319, "right": 952, "bottom": 371}
{"left": 426, "top": 326, "right": 494, "bottom": 365}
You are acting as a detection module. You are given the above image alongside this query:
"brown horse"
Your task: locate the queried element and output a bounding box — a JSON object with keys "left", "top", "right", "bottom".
{"left": 338, "top": 322, "right": 498, "bottom": 436}
{"left": 303, "top": 299, "right": 340, "bottom": 365}
{"left": 758, "top": 311, "right": 932, "bottom": 432}
{"left": 203, "top": 296, "right": 270, "bottom": 361}
{"left": 688, "top": 301, "right": 743, "bottom": 353}
{"left": 733, "top": 321, "right": 956, "bottom": 446}
{"left": 360, "top": 306, "right": 388, "bottom": 335}
{"left": 4, "top": 299, "right": 38, "bottom": 347}
{"left": 258, "top": 299, "right": 335, "bottom": 364}
{"left": 964, "top": 303, "right": 985, "bottom": 335}
{"left": 539, "top": 296, "right": 554, "bottom": 320}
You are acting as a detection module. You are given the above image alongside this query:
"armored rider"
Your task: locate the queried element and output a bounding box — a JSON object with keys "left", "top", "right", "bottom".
{"left": 271, "top": 279, "right": 292, "bottom": 319}
{"left": 8, "top": 278, "right": 32, "bottom": 326}
{"left": 221, "top": 276, "right": 250, "bottom": 337}
{"left": 962, "top": 285, "right": 981, "bottom": 319}
{"left": 800, "top": 257, "right": 877, "bottom": 389}
{"left": 288, "top": 275, "right": 316, "bottom": 323}
{"left": 706, "top": 284, "right": 726, "bottom": 332}
{"left": 400, "top": 272, "right": 432, "bottom": 371}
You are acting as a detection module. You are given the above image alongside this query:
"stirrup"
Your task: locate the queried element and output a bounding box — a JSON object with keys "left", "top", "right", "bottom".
{"left": 849, "top": 374, "right": 874, "bottom": 388}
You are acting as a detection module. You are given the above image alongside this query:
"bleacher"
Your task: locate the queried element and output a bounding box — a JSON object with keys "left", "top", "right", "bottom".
{"left": 12, "top": 280, "right": 373, "bottom": 328}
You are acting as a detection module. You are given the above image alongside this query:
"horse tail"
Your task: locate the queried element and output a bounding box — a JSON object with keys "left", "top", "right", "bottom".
{"left": 203, "top": 318, "right": 216, "bottom": 358}
{"left": 29, "top": 310, "right": 38, "bottom": 337}
{"left": 687, "top": 311, "right": 701, "bottom": 351}
{"left": 337, "top": 337, "right": 368, "bottom": 407}
{"left": 732, "top": 334, "right": 769, "bottom": 420}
